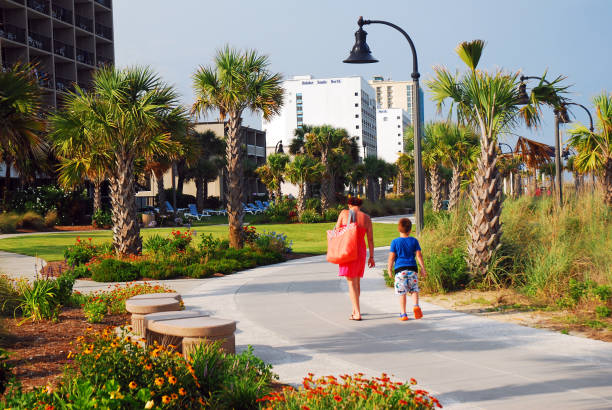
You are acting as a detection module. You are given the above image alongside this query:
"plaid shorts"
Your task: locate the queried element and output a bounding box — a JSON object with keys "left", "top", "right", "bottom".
{"left": 394, "top": 270, "right": 419, "bottom": 295}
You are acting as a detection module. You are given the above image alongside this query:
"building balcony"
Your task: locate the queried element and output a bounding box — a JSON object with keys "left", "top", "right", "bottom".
{"left": 94, "top": 0, "right": 111, "bottom": 8}
{"left": 52, "top": 4, "right": 73, "bottom": 24}
{"left": 95, "top": 23, "right": 112, "bottom": 40}
{"left": 96, "top": 56, "right": 113, "bottom": 67}
{"left": 76, "top": 48, "right": 94, "bottom": 65}
{"left": 247, "top": 145, "right": 266, "bottom": 157}
{"left": 0, "top": 24, "right": 26, "bottom": 44}
{"left": 55, "top": 76, "right": 74, "bottom": 92}
{"left": 37, "top": 72, "right": 54, "bottom": 89}
{"left": 54, "top": 40, "right": 74, "bottom": 59}
{"left": 28, "top": 32, "right": 51, "bottom": 52}
{"left": 27, "top": 0, "right": 49, "bottom": 14}
{"left": 75, "top": 15, "right": 93, "bottom": 32}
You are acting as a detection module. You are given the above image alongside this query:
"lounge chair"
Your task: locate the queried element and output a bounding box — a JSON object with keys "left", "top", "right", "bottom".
{"left": 185, "top": 204, "right": 211, "bottom": 221}
{"left": 242, "top": 203, "right": 259, "bottom": 215}
{"left": 255, "top": 200, "right": 268, "bottom": 211}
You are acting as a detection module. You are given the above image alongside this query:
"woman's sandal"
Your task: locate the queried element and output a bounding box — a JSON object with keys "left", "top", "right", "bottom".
{"left": 349, "top": 314, "right": 362, "bottom": 321}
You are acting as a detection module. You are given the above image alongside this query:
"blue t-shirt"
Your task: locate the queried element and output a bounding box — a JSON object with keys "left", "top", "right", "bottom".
{"left": 390, "top": 237, "right": 421, "bottom": 269}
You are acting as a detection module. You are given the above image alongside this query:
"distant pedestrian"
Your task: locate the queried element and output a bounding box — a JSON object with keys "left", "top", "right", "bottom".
{"left": 335, "top": 196, "right": 375, "bottom": 321}
{"left": 387, "top": 218, "right": 426, "bottom": 321}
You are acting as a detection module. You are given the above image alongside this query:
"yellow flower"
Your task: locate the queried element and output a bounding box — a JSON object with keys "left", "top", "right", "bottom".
{"left": 129, "top": 381, "right": 137, "bottom": 389}
{"left": 161, "top": 395, "right": 171, "bottom": 404}
{"left": 84, "top": 348, "right": 93, "bottom": 354}
{"left": 145, "top": 363, "right": 153, "bottom": 371}
{"left": 109, "top": 391, "right": 124, "bottom": 400}
{"left": 164, "top": 370, "right": 171, "bottom": 377}
{"left": 178, "top": 388, "right": 186, "bottom": 396}
{"left": 171, "top": 393, "right": 178, "bottom": 400}
{"left": 154, "top": 377, "right": 164, "bottom": 387}
{"left": 110, "top": 341, "right": 119, "bottom": 348}
{"left": 144, "top": 400, "right": 154, "bottom": 409}
{"left": 168, "top": 376, "right": 177, "bottom": 385}
{"left": 67, "top": 351, "right": 73, "bottom": 359}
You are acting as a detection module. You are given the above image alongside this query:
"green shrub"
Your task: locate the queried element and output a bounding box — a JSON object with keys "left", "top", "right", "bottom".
{"left": 198, "top": 233, "right": 222, "bottom": 255}
{"left": 422, "top": 248, "right": 469, "bottom": 293}
{"left": 323, "top": 208, "right": 340, "bottom": 222}
{"left": 595, "top": 305, "right": 611, "bottom": 318}
{"left": 71, "top": 265, "right": 91, "bottom": 279}
{"left": 54, "top": 272, "right": 76, "bottom": 306}
{"left": 299, "top": 209, "right": 322, "bottom": 223}
{"left": 90, "top": 259, "right": 140, "bottom": 282}
{"left": 0, "top": 275, "right": 20, "bottom": 316}
{"left": 17, "top": 279, "right": 61, "bottom": 322}
{"left": 64, "top": 237, "right": 106, "bottom": 267}
{"left": 593, "top": 285, "right": 612, "bottom": 302}
{"left": 206, "top": 259, "right": 240, "bottom": 275}
{"left": 91, "top": 209, "right": 112, "bottom": 228}
{"left": 185, "top": 263, "right": 214, "bottom": 279}
{"left": 0, "top": 347, "right": 13, "bottom": 395}
{"left": 0, "top": 213, "right": 20, "bottom": 233}
{"left": 143, "top": 234, "right": 169, "bottom": 254}
{"left": 305, "top": 198, "right": 321, "bottom": 212}
{"left": 44, "top": 210, "right": 58, "bottom": 227}
{"left": 83, "top": 298, "right": 107, "bottom": 323}
{"left": 20, "top": 211, "right": 46, "bottom": 230}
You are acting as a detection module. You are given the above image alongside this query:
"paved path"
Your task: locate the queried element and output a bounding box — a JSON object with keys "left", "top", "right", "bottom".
{"left": 372, "top": 214, "right": 415, "bottom": 224}
{"left": 183, "top": 250, "right": 612, "bottom": 410}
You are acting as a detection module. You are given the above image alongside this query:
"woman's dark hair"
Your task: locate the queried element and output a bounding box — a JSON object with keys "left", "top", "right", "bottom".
{"left": 398, "top": 217, "right": 412, "bottom": 234}
{"left": 347, "top": 197, "right": 363, "bottom": 206}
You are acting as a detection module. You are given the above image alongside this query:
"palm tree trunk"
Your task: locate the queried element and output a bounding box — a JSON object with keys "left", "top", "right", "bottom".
{"left": 430, "top": 165, "right": 442, "bottom": 212}
{"left": 203, "top": 179, "right": 209, "bottom": 202}
{"left": 226, "top": 115, "right": 244, "bottom": 249}
{"left": 93, "top": 179, "right": 102, "bottom": 214}
{"left": 195, "top": 176, "right": 204, "bottom": 211}
{"left": 154, "top": 170, "right": 166, "bottom": 213}
{"left": 604, "top": 157, "right": 612, "bottom": 206}
{"left": 110, "top": 152, "right": 141, "bottom": 255}
{"left": 3, "top": 159, "right": 11, "bottom": 210}
{"left": 467, "top": 136, "right": 502, "bottom": 277}
{"left": 448, "top": 166, "right": 461, "bottom": 210}
{"left": 320, "top": 150, "right": 331, "bottom": 211}
{"left": 297, "top": 182, "right": 305, "bottom": 216}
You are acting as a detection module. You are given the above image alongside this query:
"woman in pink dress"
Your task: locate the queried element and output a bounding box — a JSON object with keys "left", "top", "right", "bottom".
{"left": 335, "top": 197, "right": 375, "bottom": 321}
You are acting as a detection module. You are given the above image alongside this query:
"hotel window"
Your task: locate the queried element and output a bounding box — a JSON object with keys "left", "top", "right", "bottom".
{"left": 356, "top": 125, "right": 359, "bottom": 129}
{"left": 355, "top": 92, "right": 358, "bottom": 96}
{"left": 355, "top": 103, "right": 358, "bottom": 107}
{"left": 355, "top": 114, "right": 359, "bottom": 118}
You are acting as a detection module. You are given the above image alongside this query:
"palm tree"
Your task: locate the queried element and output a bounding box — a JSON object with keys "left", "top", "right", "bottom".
{"left": 564, "top": 155, "right": 582, "bottom": 193}
{"left": 184, "top": 130, "right": 225, "bottom": 211}
{"left": 379, "top": 161, "right": 397, "bottom": 200}
{"left": 192, "top": 46, "right": 283, "bottom": 248}
{"left": 395, "top": 153, "right": 413, "bottom": 195}
{"left": 427, "top": 40, "right": 562, "bottom": 276}
{"left": 303, "top": 125, "right": 352, "bottom": 210}
{"left": 362, "top": 156, "right": 385, "bottom": 202}
{"left": 51, "top": 66, "right": 188, "bottom": 255}
{"left": 285, "top": 155, "right": 324, "bottom": 215}
{"left": 421, "top": 122, "right": 446, "bottom": 212}
{"left": 262, "top": 153, "right": 289, "bottom": 201}
{"left": 568, "top": 92, "right": 612, "bottom": 206}
{"left": 0, "top": 63, "right": 46, "bottom": 208}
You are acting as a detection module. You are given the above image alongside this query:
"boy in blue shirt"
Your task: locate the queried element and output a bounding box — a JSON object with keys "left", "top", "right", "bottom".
{"left": 387, "top": 218, "right": 427, "bottom": 321}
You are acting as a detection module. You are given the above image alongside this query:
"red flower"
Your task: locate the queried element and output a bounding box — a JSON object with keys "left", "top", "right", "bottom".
{"left": 333, "top": 395, "right": 342, "bottom": 402}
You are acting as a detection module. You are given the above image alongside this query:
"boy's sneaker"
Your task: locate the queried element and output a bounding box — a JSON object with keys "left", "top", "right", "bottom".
{"left": 413, "top": 306, "right": 423, "bottom": 319}
{"left": 399, "top": 313, "right": 408, "bottom": 321}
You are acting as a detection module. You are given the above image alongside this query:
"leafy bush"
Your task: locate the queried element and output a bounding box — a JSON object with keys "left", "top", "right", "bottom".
{"left": 64, "top": 237, "right": 106, "bottom": 267}
{"left": 19, "top": 211, "right": 45, "bottom": 230}
{"left": 257, "top": 373, "right": 442, "bottom": 409}
{"left": 0, "top": 347, "right": 13, "bottom": 395}
{"left": 422, "top": 248, "right": 469, "bottom": 293}
{"left": 242, "top": 225, "right": 259, "bottom": 244}
{"left": 143, "top": 234, "right": 170, "bottom": 254}
{"left": 44, "top": 209, "right": 58, "bottom": 227}
{"left": 91, "top": 282, "right": 174, "bottom": 314}
{"left": 92, "top": 209, "right": 112, "bottom": 228}
{"left": 0, "top": 213, "right": 20, "bottom": 233}
{"left": 198, "top": 233, "right": 222, "bottom": 256}
{"left": 83, "top": 298, "right": 107, "bottom": 323}
{"left": 70, "top": 264, "right": 91, "bottom": 279}
{"left": 265, "top": 198, "right": 297, "bottom": 223}
{"left": 595, "top": 305, "right": 611, "bottom": 319}
{"left": 299, "top": 209, "right": 323, "bottom": 223}
{"left": 305, "top": 198, "right": 321, "bottom": 213}
{"left": 90, "top": 259, "right": 140, "bottom": 282}
{"left": 54, "top": 272, "right": 76, "bottom": 306}
{"left": 9, "top": 184, "right": 88, "bottom": 225}
{"left": 324, "top": 208, "right": 340, "bottom": 222}
{"left": 256, "top": 230, "right": 293, "bottom": 253}
{"left": 17, "top": 279, "right": 61, "bottom": 322}
{"left": 0, "top": 275, "right": 20, "bottom": 316}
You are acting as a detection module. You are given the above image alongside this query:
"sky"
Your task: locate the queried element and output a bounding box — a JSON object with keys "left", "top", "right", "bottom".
{"left": 113, "top": 0, "right": 612, "bottom": 149}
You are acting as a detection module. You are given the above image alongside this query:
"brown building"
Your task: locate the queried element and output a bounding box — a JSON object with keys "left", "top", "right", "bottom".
{"left": 136, "top": 122, "right": 268, "bottom": 209}
{"left": 0, "top": 0, "right": 115, "bottom": 108}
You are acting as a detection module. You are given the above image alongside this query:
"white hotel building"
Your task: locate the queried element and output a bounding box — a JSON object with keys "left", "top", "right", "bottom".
{"left": 376, "top": 108, "right": 410, "bottom": 164}
{"left": 262, "top": 75, "right": 378, "bottom": 160}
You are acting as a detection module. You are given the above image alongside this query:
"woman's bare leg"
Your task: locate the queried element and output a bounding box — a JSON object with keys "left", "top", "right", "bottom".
{"left": 346, "top": 277, "right": 361, "bottom": 319}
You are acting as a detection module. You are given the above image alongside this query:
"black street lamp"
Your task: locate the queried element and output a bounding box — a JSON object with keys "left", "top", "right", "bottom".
{"left": 274, "top": 140, "right": 284, "bottom": 154}
{"left": 519, "top": 75, "right": 568, "bottom": 204}
{"left": 344, "top": 16, "right": 424, "bottom": 233}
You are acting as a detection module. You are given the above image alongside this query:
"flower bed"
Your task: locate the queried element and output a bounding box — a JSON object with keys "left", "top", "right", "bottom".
{"left": 257, "top": 373, "right": 442, "bottom": 409}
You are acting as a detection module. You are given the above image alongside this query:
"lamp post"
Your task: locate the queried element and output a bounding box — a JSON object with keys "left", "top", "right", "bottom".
{"left": 274, "top": 140, "right": 284, "bottom": 154}
{"left": 343, "top": 16, "right": 424, "bottom": 234}
{"left": 519, "top": 75, "right": 571, "bottom": 204}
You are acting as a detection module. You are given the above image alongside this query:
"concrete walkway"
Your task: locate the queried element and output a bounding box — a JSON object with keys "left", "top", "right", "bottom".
{"left": 372, "top": 213, "right": 415, "bottom": 224}
{"left": 183, "top": 250, "right": 612, "bottom": 410}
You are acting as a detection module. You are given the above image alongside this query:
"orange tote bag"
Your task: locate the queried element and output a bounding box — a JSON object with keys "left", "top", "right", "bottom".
{"left": 326, "top": 210, "right": 359, "bottom": 264}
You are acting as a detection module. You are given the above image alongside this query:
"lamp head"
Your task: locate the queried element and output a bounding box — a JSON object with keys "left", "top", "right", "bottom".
{"left": 517, "top": 82, "right": 530, "bottom": 105}
{"left": 343, "top": 17, "right": 378, "bottom": 64}
{"left": 558, "top": 106, "right": 571, "bottom": 124}
{"left": 275, "top": 141, "right": 284, "bottom": 154}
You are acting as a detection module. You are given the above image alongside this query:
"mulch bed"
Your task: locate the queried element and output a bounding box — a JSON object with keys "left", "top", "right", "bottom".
{"left": 0, "top": 309, "right": 129, "bottom": 391}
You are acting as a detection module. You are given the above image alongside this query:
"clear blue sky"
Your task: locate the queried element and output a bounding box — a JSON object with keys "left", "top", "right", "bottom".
{"left": 114, "top": 0, "right": 611, "bottom": 148}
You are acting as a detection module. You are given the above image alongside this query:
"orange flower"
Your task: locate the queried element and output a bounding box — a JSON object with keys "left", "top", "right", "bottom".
{"left": 171, "top": 393, "right": 178, "bottom": 400}
{"left": 161, "top": 395, "right": 171, "bottom": 404}
{"left": 334, "top": 395, "right": 342, "bottom": 402}
{"left": 129, "top": 381, "right": 137, "bottom": 389}
{"left": 168, "top": 376, "right": 177, "bottom": 385}
{"left": 178, "top": 387, "right": 186, "bottom": 396}
{"left": 154, "top": 377, "right": 164, "bottom": 387}
{"left": 145, "top": 363, "right": 152, "bottom": 370}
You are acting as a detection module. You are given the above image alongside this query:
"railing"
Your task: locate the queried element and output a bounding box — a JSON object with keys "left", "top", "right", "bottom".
{"left": 28, "top": 32, "right": 51, "bottom": 51}
{"left": 94, "top": 0, "right": 111, "bottom": 8}
{"left": 55, "top": 76, "right": 74, "bottom": 92}
{"left": 96, "top": 56, "right": 113, "bottom": 67}
{"left": 95, "top": 23, "right": 112, "bottom": 40}
{"left": 75, "top": 15, "right": 93, "bottom": 32}
{"left": 27, "top": 0, "right": 49, "bottom": 14}
{"left": 54, "top": 40, "right": 74, "bottom": 58}
{"left": 76, "top": 48, "right": 94, "bottom": 65}
{"left": 52, "top": 4, "right": 72, "bottom": 24}
{"left": 0, "top": 24, "right": 26, "bottom": 44}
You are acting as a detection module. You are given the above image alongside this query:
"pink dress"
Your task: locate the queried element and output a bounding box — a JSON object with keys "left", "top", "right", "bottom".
{"left": 338, "top": 223, "right": 367, "bottom": 278}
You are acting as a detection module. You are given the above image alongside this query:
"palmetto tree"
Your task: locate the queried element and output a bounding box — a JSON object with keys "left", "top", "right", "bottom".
{"left": 304, "top": 125, "right": 352, "bottom": 210}
{"left": 421, "top": 122, "right": 446, "bottom": 212}
{"left": 395, "top": 153, "right": 413, "bottom": 195}
{"left": 192, "top": 46, "right": 283, "bottom": 248}
{"left": 257, "top": 153, "right": 289, "bottom": 202}
{"left": 0, "top": 63, "right": 47, "bottom": 207}
{"left": 51, "top": 66, "right": 188, "bottom": 255}
{"left": 428, "top": 40, "right": 558, "bottom": 276}
{"left": 568, "top": 92, "right": 612, "bottom": 205}
{"left": 285, "top": 155, "right": 324, "bottom": 215}
{"left": 184, "top": 130, "right": 225, "bottom": 211}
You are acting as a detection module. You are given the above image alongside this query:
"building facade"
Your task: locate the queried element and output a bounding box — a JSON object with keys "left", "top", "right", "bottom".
{"left": 376, "top": 108, "right": 410, "bottom": 164}
{"left": 135, "top": 122, "right": 267, "bottom": 209}
{"left": 0, "top": 0, "right": 114, "bottom": 108}
{"left": 368, "top": 76, "right": 423, "bottom": 126}
{"left": 262, "top": 75, "right": 378, "bottom": 160}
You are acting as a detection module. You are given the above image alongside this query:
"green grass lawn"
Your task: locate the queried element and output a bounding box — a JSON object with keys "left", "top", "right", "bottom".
{"left": 0, "top": 223, "right": 399, "bottom": 261}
